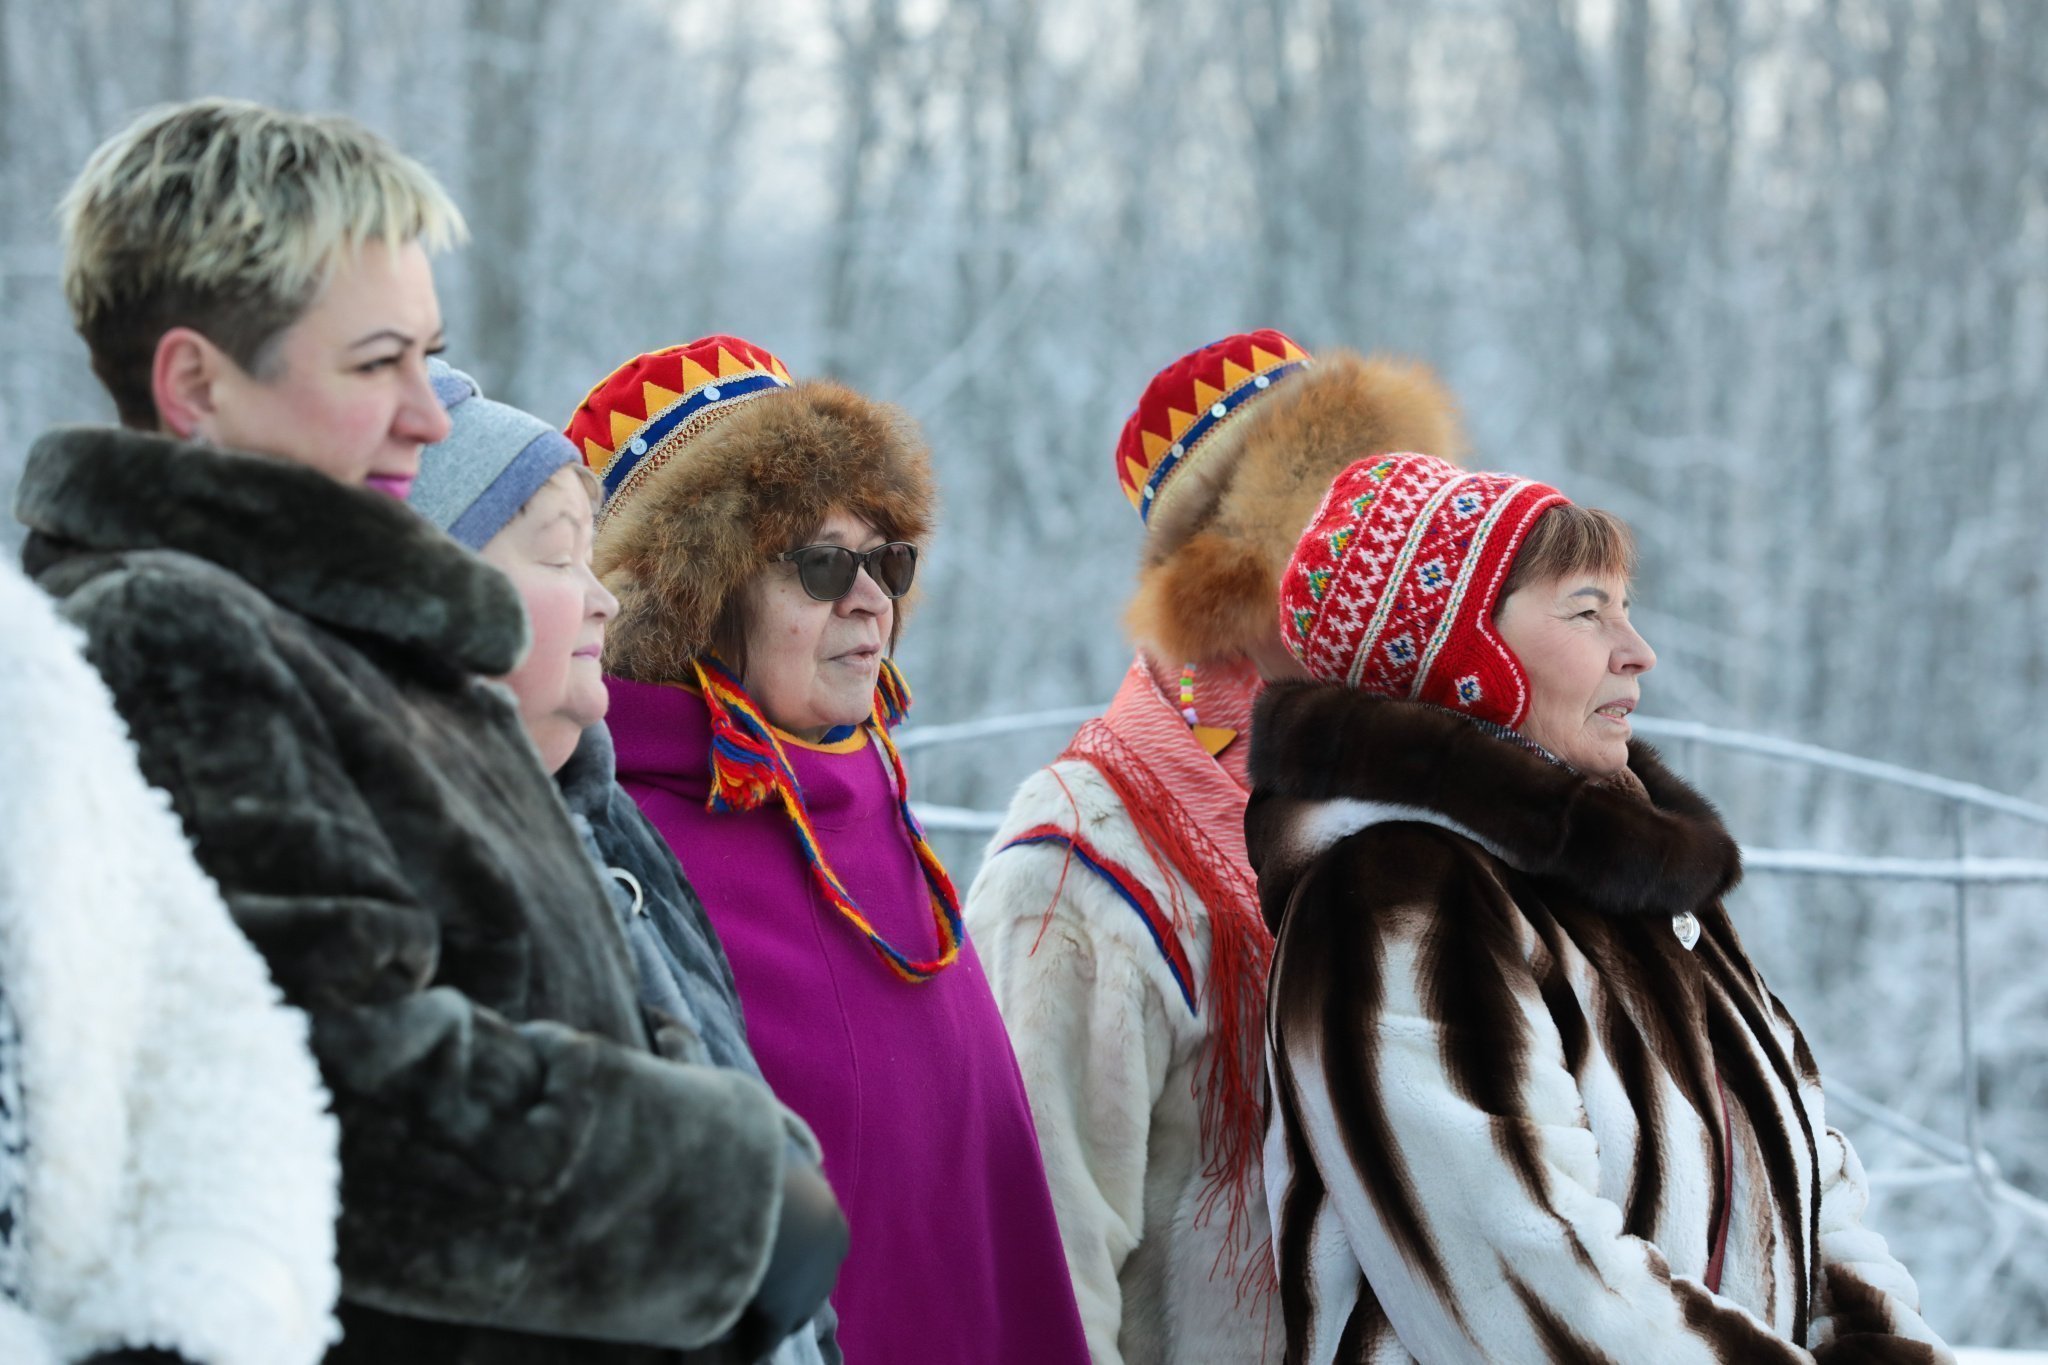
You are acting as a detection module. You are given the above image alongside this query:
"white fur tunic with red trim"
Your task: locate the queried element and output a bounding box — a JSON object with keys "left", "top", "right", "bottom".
{"left": 1249, "top": 682, "right": 1952, "bottom": 1365}
{"left": 966, "top": 657, "right": 1283, "bottom": 1365}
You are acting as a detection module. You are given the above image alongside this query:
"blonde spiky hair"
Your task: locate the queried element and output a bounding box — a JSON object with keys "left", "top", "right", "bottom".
{"left": 59, "top": 97, "right": 467, "bottom": 427}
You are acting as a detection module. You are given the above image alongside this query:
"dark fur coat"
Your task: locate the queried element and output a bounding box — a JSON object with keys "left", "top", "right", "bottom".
{"left": 14, "top": 427, "right": 800, "bottom": 1364}
{"left": 1246, "top": 682, "right": 1952, "bottom": 1364}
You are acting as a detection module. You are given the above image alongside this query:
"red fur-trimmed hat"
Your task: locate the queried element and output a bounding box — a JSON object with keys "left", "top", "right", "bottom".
{"left": 567, "top": 335, "right": 794, "bottom": 527}
{"left": 568, "top": 337, "right": 936, "bottom": 684}
{"left": 1118, "top": 334, "right": 1468, "bottom": 664}
{"left": 1115, "top": 329, "right": 1311, "bottom": 524}
{"left": 1280, "top": 453, "right": 1566, "bottom": 728}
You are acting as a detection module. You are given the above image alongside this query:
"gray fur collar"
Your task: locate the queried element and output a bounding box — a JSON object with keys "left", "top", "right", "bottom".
{"left": 555, "top": 723, "right": 619, "bottom": 820}
{"left": 15, "top": 425, "right": 526, "bottom": 675}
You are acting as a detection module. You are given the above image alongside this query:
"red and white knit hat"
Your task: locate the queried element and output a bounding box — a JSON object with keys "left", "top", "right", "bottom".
{"left": 1279, "top": 453, "right": 1566, "bottom": 728}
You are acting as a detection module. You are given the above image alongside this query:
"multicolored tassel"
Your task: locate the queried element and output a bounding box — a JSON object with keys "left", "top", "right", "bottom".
{"left": 691, "top": 655, "right": 963, "bottom": 982}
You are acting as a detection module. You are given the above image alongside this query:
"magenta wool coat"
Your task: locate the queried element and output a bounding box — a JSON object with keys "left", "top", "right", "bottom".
{"left": 607, "top": 676, "right": 1088, "bottom": 1364}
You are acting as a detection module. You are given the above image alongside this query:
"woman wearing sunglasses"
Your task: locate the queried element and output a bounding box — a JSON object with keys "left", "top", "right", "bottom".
{"left": 568, "top": 338, "right": 1088, "bottom": 1365}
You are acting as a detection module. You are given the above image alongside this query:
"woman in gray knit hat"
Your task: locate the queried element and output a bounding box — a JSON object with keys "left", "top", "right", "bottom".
{"left": 410, "top": 361, "right": 847, "bottom": 1365}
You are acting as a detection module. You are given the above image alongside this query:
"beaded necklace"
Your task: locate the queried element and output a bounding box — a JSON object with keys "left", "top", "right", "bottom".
{"left": 1178, "top": 660, "right": 1240, "bottom": 759}
{"left": 690, "top": 655, "right": 963, "bottom": 982}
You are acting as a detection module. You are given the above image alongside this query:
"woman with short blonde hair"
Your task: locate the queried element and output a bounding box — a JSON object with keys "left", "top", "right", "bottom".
{"left": 18, "top": 100, "right": 797, "bottom": 1364}
{"left": 60, "top": 97, "right": 464, "bottom": 434}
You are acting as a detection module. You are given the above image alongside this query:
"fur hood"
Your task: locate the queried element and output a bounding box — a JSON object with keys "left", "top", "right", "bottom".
{"left": 593, "top": 381, "right": 937, "bottom": 684}
{"left": 1246, "top": 680, "right": 1743, "bottom": 925}
{"left": 1127, "top": 352, "right": 1465, "bottom": 663}
{"left": 14, "top": 425, "right": 526, "bottom": 675}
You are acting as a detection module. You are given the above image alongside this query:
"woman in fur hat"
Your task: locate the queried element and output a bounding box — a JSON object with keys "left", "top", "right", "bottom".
{"left": 962, "top": 331, "right": 1464, "bottom": 1365}
{"left": 1251, "top": 453, "right": 1952, "bottom": 1363}
{"left": 569, "top": 337, "right": 1087, "bottom": 1365}
{"left": 17, "top": 100, "right": 801, "bottom": 1363}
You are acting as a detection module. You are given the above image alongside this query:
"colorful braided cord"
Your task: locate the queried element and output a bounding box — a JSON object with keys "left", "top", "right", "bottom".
{"left": 691, "top": 655, "right": 963, "bottom": 982}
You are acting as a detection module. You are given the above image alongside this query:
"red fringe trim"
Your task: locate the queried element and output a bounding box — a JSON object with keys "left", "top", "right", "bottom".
{"left": 1061, "top": 722, "right": 1277, "bottom": 1302}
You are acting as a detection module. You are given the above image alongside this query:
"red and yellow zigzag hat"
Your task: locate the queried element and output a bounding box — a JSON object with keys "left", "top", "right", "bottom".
{"left": 1113, "top": 329, "right": 1311, "bottom": 525}
{"left": 1117, "top": 331, "right": 1468, "bottom": 665}
{"left": 565, "top": 335, "right": 793, "bottom": 525}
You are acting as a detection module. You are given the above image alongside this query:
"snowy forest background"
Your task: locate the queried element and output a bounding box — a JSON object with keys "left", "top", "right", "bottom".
{"left": 0, "top": 0, "right": 2043, "bottom": 1345}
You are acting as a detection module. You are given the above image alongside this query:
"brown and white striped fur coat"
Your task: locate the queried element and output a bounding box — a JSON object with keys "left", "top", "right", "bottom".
{"left": 1248, "top": 683, "right": 1951, "bottom": 1364}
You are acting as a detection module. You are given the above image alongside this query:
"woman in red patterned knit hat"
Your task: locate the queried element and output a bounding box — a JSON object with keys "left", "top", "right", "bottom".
{"left": 965, "top": 331, "right": 1466, "bottom": 1365}
{"left": 1250, "top": 452, "right": 1952, "bottom": 1363}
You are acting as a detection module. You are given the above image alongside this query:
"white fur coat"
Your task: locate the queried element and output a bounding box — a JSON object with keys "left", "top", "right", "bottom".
{"left": 0, "top": 561, "right": 340, "bottom": 1365}
{"left": 1249, "top": 683, "right": 1952, "bottom": 1364}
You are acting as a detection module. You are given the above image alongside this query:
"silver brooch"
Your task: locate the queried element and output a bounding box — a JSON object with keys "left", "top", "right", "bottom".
{"left": 1671, "top": 911, "right": 1701, "bottom": 951}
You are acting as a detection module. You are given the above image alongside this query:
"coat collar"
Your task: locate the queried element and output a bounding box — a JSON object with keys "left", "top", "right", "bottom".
{"left": 1101, "top": 657, "right": 1255, "bottom": 858}
{"left": 556, "top": 723, "right": 620, "bottom": 820}
{"left": 15, "top": 425, "right": 527, "bottom": 675}
{"left": 1248, "top": 680, "right": 1742, "bottom": 918}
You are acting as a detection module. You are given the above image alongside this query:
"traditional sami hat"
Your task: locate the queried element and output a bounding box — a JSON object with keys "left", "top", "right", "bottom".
{"left": 567, "top": 334, "right": 793, "bottom": 527}
{"left": 1279, "top": 452, "right": 1567, "bottom": 728}
{"left": 1115, "top": 329, "right": 1311, "bottom": 527}
{"left": 568, "top": 336, "right": 936, "bottom": 684}
{"left": 1118, "top": 333, "right": 1468, "bottom": 663}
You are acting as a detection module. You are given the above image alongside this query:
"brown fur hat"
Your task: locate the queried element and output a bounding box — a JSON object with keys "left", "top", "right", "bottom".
{"left": 1127, "top": 349, "right": 1466, "bottom": 662}
{"left": 587, "top": 374, "right": 936, "bottom": 685}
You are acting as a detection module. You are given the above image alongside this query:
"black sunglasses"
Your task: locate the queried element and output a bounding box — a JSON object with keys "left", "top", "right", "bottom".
{"left": 776, "top": 541, "right": 919, "bottom": 601}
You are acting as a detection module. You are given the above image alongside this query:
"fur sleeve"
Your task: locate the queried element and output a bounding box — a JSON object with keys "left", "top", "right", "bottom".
{"left": 1779, "top": 1003, "right": 1955, "bottom": 1362}
{"left": 0, "top": 1299, "right": 56, "bottom": 1365}
{"left": 58, "top": 781, "right": 344, "bottom": 1365}
{"left": 965, "top": 773, "right": 1192, "bottom": 1365}
{"left": 1266, "top": 825, "right": 1825, "bottom": 1363}
{"left": 61, "top": 565, "right": 796, "bottom": 1350}
{"left": 1, "top": 560, "right": 340, "bottom": 1365}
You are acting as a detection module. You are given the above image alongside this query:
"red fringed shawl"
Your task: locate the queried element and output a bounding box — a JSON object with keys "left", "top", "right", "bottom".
{"left": 1042, "top": 658, "right": 1275, "bottom": 1287}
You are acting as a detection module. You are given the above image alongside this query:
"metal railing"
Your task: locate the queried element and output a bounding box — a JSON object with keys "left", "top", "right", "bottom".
{"left": 906, "top": 706, "right": 2048, "bottom": 1234}
{"left": 1630, "top": 717, "right": 2048, "bottom": 1233}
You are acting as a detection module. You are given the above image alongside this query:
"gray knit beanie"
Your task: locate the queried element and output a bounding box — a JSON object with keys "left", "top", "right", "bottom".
{"left": 410, "top": 358, "right": 578, "bottom": 550}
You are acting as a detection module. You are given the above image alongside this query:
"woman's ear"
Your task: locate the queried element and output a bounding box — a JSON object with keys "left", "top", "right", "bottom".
{"left": 150, "top": 326, "right": 226, "bottom": 440}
